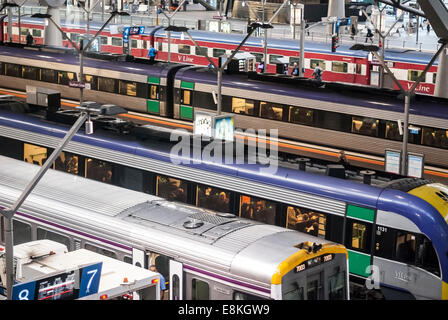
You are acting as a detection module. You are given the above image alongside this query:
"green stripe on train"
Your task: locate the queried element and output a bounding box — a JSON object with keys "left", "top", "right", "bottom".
{"left": 147, "top": 100, "right": 160, "bottom": 114}
{"left": 346, "top": 204, "right": 375, "bottom": 222}
{"left": 348, "top": 250, "right": 371, "bottom": 278}
{"left": 181, "top": 81, "right": 194, "bottom": 90}
{"left": 148, "top": 76, "right": 160, "bottom": 84}
{"left": 180, "top": 105, "right": 193, "bottom": 120}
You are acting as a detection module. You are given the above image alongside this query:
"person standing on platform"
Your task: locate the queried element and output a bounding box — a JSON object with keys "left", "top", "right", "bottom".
{"left": 312, "top": 63, "right": 322, "bottom": 81}
{"left": 337, "top": 150, "right": 349, "bottom": 169}
{"left": 365, "top": 27, "right": 373, "bottom": 43}
{"left": 150, "top": 265, "right": 166, "bottom": 299}
{"left": 257, "top": 60, "right": 265, "bottom": 73}
{"left": 291, "top": 62, "right": 300, "bottom": 76}
{"left": 26, "top": 32, "right": 34, "bottom": 46}
{"left": 148, "top": 45, "right": 157, "bottom": 62}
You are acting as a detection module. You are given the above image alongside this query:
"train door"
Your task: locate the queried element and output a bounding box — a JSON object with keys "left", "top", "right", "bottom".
{"left": 306, "top": 271, "right": 323, "bottom": 300}
{"left": 169, "top": 260, "right": 183, "bottom": 300}
{"left": 370, "top": 65, "right": 380, "bottom": 87}
{"left": 354, "top": 58, "right": 367, "bottom": 85}
{"left": 132, "top": 247, "right": 147, "bottom": 268}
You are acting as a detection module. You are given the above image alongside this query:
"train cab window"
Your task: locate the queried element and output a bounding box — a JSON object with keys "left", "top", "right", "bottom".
{"left": 84, "top": 243, "right": 117, "bottom": 259}
{"left": 234, "top": 291, "right": 265, "bottom": 300}
{"left": 32, "top": 29, "right": 42, "bottom": 37}
{"left": 156, "top": 175, "right": 188, "bottom": 203}
{"left": 421, "top": 127, "right": 448, "bottom": 149}
{"left": 212, "top": 48, "right": 226, "bottom": 58}
{"left": 178, "top": 45, "right": 191, "bottom": 54}
{"left": 416, "top": 236, "right": 440, "bottom": 276}
{"left": 37, "top": 227, "right": 71, "bottom": 249}
{"left": 239, "top": 195, "right": 276, "bottom": 225}
{"left": 22, "top": 66, "right": 38, "bottom": 80}
{"left": 310, "top": 59, "right": 325, "bottom": 69}
{"left": 181, "top": 89, "right": 192, "bottom": 106}
{"left": 13, "top": 220, "right": 32, "bottom": 245}
{"left": 98, "top": 77, "right": 118, "bottom": 93}
{"left": 231, "top": 97, "right": 254, "bottom": 115}
{"left": 112, "top": 37, "right": 122, "bottom": 46}
{"left": 289, "top": 106, "right": 314, "bottom": 126}
{"left": 58, "top": 71, "right": 77, "bottom": 86}
{"left": 351, "top": 222, "right": 367, "bottom": 250}
{"left": 40, "top": 68, "right": 57, "bottom": 83}
{"left": 192, "top": 279, "right": 209, "bottom": 300}
{"left": 4, "top": 63, "right": 21, "bottom": 78}
{"left": 260, "top": 102, "right": 283, "bottom": 121}
{"left": 24, "top": 143, "right": 47, "bottom": 166}
{"left": 119, "top": 80, "right": 137, "bottom": 96}
{"left": 53, "top": 151, "right": 79, "bottom": 175}
{"left": 331, "top": 61, "right": 348, "bottom": 73}
{"left": 85, "top": 158, "right": 113, "bottom": 184}
{"left": 351, "top": 116, "right": 379, "bottom": 137}
{"left": 395, "top": 231, "right": 417, "bottom": 264}
{"left": 196, "top": 185, "right": 231, "bottom": 212}
{"left": 385, "top": 121, "right": 402, "bottom": 141}
{"left": 328, "top": 270, "right": 345, "bottom": 300}
{"left": 195, "top": 46, "right": 208, "bottom": 56}
{"left": 408, "top": 70, "right": 423, "bottom": 82}
{"left": 149, "top": 84, "right": 159, "bottom": 100}
{"left": 286, "top": 206, "right": 326, "bottom": 238}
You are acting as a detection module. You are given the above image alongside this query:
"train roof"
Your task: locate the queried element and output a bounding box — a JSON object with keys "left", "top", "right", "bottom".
{"left": 175, "top": 67, "right": 448, "bottom": 120}
{"left": 0, "top": 155, "right": 342, "bottom": 288}
{"left": 0, "top": 45, "right": 178, "bottom": 77}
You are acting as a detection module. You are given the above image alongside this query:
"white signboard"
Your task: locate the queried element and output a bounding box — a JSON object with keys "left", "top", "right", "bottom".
{"left": 385, "top": 149, "right": 401, "bottom": 175}
{"left": 193, "top": 111, "right": 214, "bottom": 139}
{"left": 214, "top": 115, "right": 234, "bottom": 142}
{"left": 407, "top": 153, "right": 424, "bottom": 178}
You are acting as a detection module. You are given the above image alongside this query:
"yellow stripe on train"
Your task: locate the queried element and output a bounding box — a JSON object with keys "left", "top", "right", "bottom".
{"left": 443, "top": 281, "right": 448, "bottom": 300}
{"left": 408, "top": 183, "right": 448, "bottom": 222}
{"left": 271, "top": 243, "right": 348, "bottom": 285}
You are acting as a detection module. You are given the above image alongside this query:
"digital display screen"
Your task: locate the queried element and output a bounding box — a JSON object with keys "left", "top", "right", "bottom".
{"left": 36, "top": 271, "right": 76, "bottom": 300}
{"left": 295, "top": 254, "right": 334, "bottom": 273}
{"left": 214, "top": 116, "right": 234, "bottom": 142}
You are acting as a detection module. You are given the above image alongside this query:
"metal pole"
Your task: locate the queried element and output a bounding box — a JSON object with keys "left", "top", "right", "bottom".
{"left": 2, "top": 112, "right": 89, "bottom": 299}
{"left": 293, "top": 4, "right": 296, "bottom": 39}
{"left": 299, "top": 17, "right": 305, "bottom": 77}
{"left": 401, "top": 93, "right": 410, "bottom": 175}
{"left": 217, "top": 68, "right": 223, "bottom": 115}
{"left": 168, "top": 19, "right": 171, "bottom": 62}
{"left": 7, "top": 5, "right": 12, "bottom": 42}
{"left": 18, "top": 7, "right": 21, "bottom": 44}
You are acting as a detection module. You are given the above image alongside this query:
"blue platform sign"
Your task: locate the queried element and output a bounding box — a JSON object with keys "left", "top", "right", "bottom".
{"left": 78, "top": 262, "right": 102, "bottom": 298}
{"left": 12, "top": 281, "right": 36, "bottom": 300}
{"left": 123, "top": 27, "right": 130, "bottom": 43}
{"left": 139, "top": 26, "right": 145, "bottom": 34}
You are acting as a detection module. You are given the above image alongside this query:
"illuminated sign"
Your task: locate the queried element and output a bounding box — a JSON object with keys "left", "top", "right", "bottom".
{"left": 295, "top": 254, "right": 334, "bottom": 273}
{"left": 407, "top": 153, "right": 424, "bottom": 178}
{"left": 385, "top": 149, "right": 401, "bottom": 175}
{"left": 214, "top": 115, "right": 234, "bottom": 142}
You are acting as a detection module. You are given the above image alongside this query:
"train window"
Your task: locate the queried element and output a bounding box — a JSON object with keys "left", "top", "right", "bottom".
{"left": 84, "top": 243, "right": 117, "bottom": 259}
{"left": 40, "top": 68, "right": 57, "bottom": 83}
{"left": 181, "top": 89, "right": 192, "bottom": 106}
{"left": 351, "top": 116, "right": 379, "bottom": 137}
{"left": 283, "top": 286, "right": 304, "bottom": 300}
{"left": 356, "top": 64, "right": 362, "bottom": 74}
{"left": 119, "top": 80, "right": 137, "bottom": 96}
{"left": 194, "top": 91, "right": 215, "bottom": 111}
{"left": 259, "top": 102, "right": 283, "bottom": 121}
{"left": 83, "top": 74, "right": 97, "bottom": 90}
{"left": 421, "top": 127, "right": 448, "bottom": 149}
{"left": 37, "top": 228, "right": 71, "bottom": 249}
{"left": 112, "top": 37, "right": 122, "bottom": 46}
{"left": 408, "top": 70, "right": 423, "bottom": 82}
{"left": 115, "top": 165, "right": 153, "bottom": 194}
{"left": 85, "top": 158, "right": 113, "bottom": 184}
{"left": 416, "top": 236, "right": 440, "bottom": 276}
{"left": 124, "top": 256, "right": 133, "bottom": 264}
{"left": 100, "top": 36, "right": 108, "bottom": 45}
{"left": 58, "top": 71, "right": 77, "bottom": 86}
{"left": 21, "top": 66, "right": 38, "bottom": 80}
{"left": 98, "top": 77, "right": 118, "bottom": 93}
{"left": 286, "top": 206, "right": 326, "bottom": 238}
{"left": 154, "top": 255, "right": 170, "bottom": 281}
{"left": 395, "top": 231, "right": 416, "bottom": 264}
{"left": 1, "top": 216, "right": 4, "bottom": 243}
{"left": 149, "top": 84, "right": 159, "bottom": 100}
{"left": 131, "top": 39, "right": 138, "bottom": 48}
{"left": 20, "top": 28, "right": 29, "bottom": 36}
{"left": 178, "top": 45, "right": 191, "bottom": 54}
{"left": 24, "top": 143, "right": 47, "bottom": 166}
{"left": 385, "top": 121, "right": 402, "bottom": 141}
{"left": 310, "top": 59, "right": 325, "bottom": 69}
{"left": 53, "top": 151, "right": 79, "bottom": 175}
{"left": 195, "top": 46, "right": 208, "bottom": 56}
{"left": 351, "top": 222, "right": 367, "bottom": 250}
{"left": 157, "top": 41, "right": 163, "bottom": 52}
{"left": 4, "top": 63, "right": 21, "bottom": 78}
{"left": 289, "top": 57, "right": 300, "bottom": 66}
{"left": 0, "top": 62, "right": 3, "bottom": 75}
{"left": 32, "top": 29, "right": 42, "bottom": 37}
{"left": 70, "top": 33, "right": 79, "bottom": 42}
{"left": 192, "top": 279, "right": 209, "bottom": 300}
{"left": 12, "top": 220, "right": 32, "bottom": 245}
{"left": 212, "top": 48, "right": 226, "bottom": 58}
{"left": 196, "top": 185, "right": 231, "bottom": 212}
{"left": 307, "top": 276, "right": 323, "bottom": 300}
{"left": 233, "top": 291, "right": 266, "bottom": 300}
{"left": 239, "top": 195, "right": 276, "bottom": 225}
{"left": 156, "top": 175, "right": 188, "bottom": 203}
{"left": 331, "top": 61, "right": 348, "bottom": 73}
{"left": 231, "top": 97, "right": 254, "bottom": 115}
{"left": 269, "top": 54, "right": 283, "bottom": 64}
{"left": 289, "top": 106, "right": 314, "bottom": 126}
{"left": 0, "top": 136, "right": 22, "bottom": 160}
{"left": 328, "top": 270, "right": 345, "bottom": 300}
{"left": 432, "top": 73, "right": 436, "bottom": 84}
{"left": 251, "top": 52, "right": 263, "bottom": 63}
{"left": 172, "top": 275, "right": 180, "bottom": 300}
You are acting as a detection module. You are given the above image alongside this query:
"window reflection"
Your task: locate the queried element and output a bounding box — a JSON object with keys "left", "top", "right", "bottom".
{"left": 232, "top": 97, "right": 254, "bottom": 115}
{"left": 85, "top": 158, "right": 113, "bottom": 184}
{"left": 289, "top": 106, "right": 314, "bottom": 125}
{"left": 395, "top": 232, "right": 416, "bottom": 263}
{"left": 421, "top": 128, "right": 448, "bottom": 149}
{"left": 24, "top": 143, "right": 47, "bottom": 166}
{"left": 156, "top": 175, "right": 187, "bottom": 203}
{"left": 182, "top": 90, "right": 191, "bottom": 105}
{"left": 351, "top": 223, "right": 366, "bottom": 250}
{"left": 54, "top": 151, "right": 79, "bottom": 175}
{"left": 196, "top": 185, "right": 230, "bottom": 212}
{"left": 385, "top": 121, "right": 402, "bottom": 141}
{"left": 331, "top": 61, "right": 348, "bottom": 73}
{"left": 239, "top": 195, "right": 276, "bottom": 225}
{"left": 58, "top": 71, "right": 76, "bottom": 85}
{"left": 119, "top": 80, "right": 137, "bottom": 96}
{"left": 260, "top": 102, "right": 283, "bottom": 121}
{"left": 286, "top": 206, "right": 326, "bottom": 238}
{"left": 150, "top": 85, "right": 159, "bottom": 100}
{"left": 351, "top": 116, "right": 379, "bottom": 137}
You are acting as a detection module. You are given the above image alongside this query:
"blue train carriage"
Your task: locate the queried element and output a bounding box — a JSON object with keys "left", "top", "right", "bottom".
{"left": 0, "top": 45, "right": 184, "bottom": 117}
{"left": 0, "top": 155, "right": 349, "bottom": 300}
{"left": 172, "top": 65, "right": 448, "bottom": 182}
